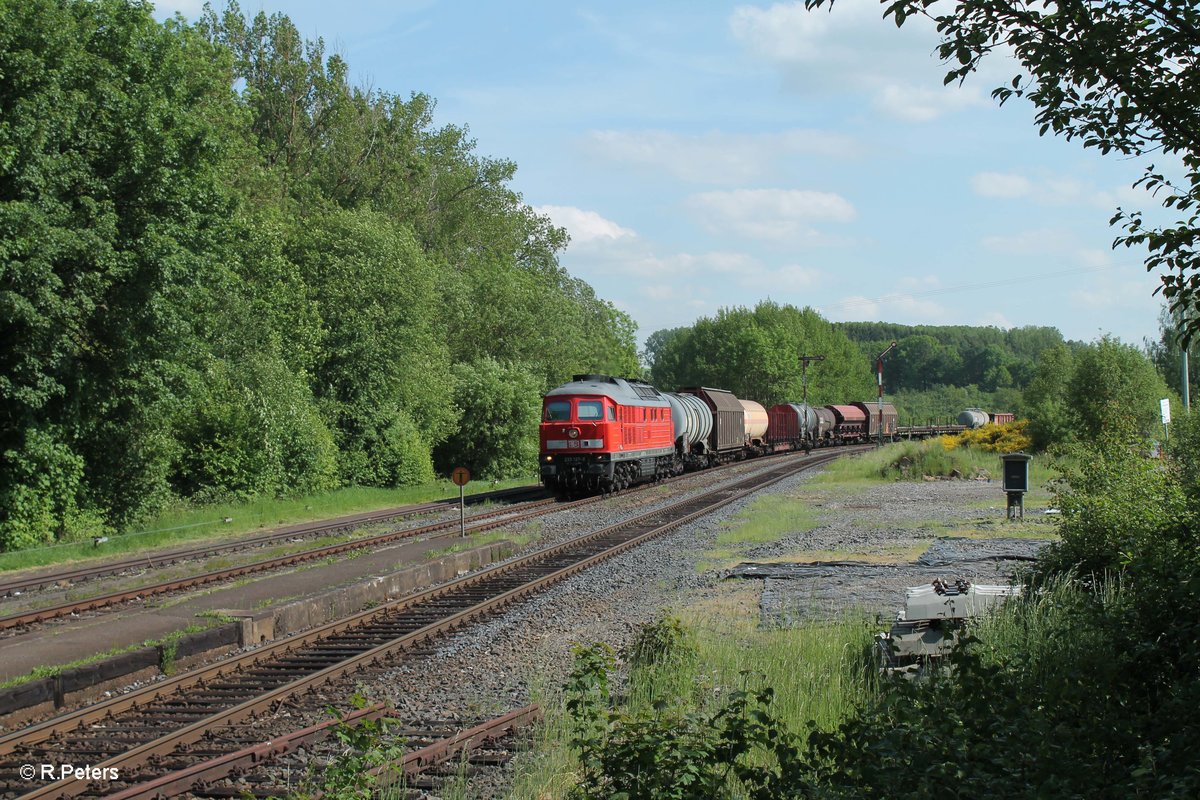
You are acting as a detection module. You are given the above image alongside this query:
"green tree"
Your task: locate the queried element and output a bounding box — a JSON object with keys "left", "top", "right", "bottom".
{"left": 1023, "top": 344, "right": 1076, "bottom": 449}
{"left": 433, "top": 358, "right": 543, "bottom": 480}
{"left": 288, "top": 209, "right": 454, "bottom": 486}
{"left": 0, "top": 0, "right": 254, "bottom": 543}
{"left": 1066, "top": 336, "right": 1169, "bottom": 441}
{"left": 647, "top": 302, "right": 873, "bottom": 405}
{"left": 1148, "top": 305, "right": 1199, "bottom": 399}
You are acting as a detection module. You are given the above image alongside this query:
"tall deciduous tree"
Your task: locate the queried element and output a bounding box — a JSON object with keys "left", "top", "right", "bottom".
{"left": 646, "top": 302, "right": 873, "bottom": 404}
{"left": 0, "top": 0, "right": 250, "bottom": 545}
{"left": 807, "top": 0, "right": 1200, "bottom": 341}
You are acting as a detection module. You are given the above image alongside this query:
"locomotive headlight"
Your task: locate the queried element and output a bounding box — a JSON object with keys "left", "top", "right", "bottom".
{"left": 544, "top": 455, "right": 553, "bottom": 462}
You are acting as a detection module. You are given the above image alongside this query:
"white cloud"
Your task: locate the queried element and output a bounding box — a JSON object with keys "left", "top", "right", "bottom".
{"left": 979, "top": 312, "right": 1014, "bottom": 329}
{"left": 584, "top": 128, "right": 858, "bottom": 185}
{"left": 823, "top": 292, "right": 949, "bottom": 323}
{"left": 153, "top": 0, "right": 206, "bottom": 17}
{"left": 971, "top": 170, "right": 1128, "bottom": 208}
{"left": 873, "top": 83, "right": 988, "bottom": 123}
{"left": 972, "top": 172, "right": 1034, "bottom": 199}
{"left": 982, "top": 229, "right": 1073, "bottom": 255}
{"left": 686, "top": 188, "right": 856, "bottom": 241}
{"left": 533, "top": 205, "right": 636, "bottom": 244}
{"left": 729, "top": 0, "right": 994, "bottom": 122}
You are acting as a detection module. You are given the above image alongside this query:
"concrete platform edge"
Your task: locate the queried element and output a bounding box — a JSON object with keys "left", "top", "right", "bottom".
{"left": 0, "top": 539, "right": 513, "bottom": 721}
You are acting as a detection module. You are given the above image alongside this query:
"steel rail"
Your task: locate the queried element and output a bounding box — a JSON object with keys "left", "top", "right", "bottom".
{"left": 0, "top": 446, "right": 810, "bottom": 632}
{"left": 0, "top": 486, "right": 546, "bottom": 598}
{"left": 0, "top": 495, "right": 564, "bottom": 632}
{"left": 95, "top": 704, "right": 541, "bottom": 800}
{"left": 2, "top": 451, "right": 841, "bottom": 799}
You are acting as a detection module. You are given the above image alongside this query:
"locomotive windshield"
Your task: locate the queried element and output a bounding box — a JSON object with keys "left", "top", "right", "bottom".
{"left": 544, "top": 401, "right": 571, "bottom": 421}
{"left": 577, "top": 400, "right": 604, "bottom": 420}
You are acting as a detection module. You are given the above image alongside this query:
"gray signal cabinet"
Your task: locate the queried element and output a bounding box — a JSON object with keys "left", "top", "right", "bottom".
{"left": 1000, "top": 452, "right": 1032, "bottom": 519}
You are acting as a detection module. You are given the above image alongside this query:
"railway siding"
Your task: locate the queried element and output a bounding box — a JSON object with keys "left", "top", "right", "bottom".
{"left": 0, "top": 539, "right": 513, "bottom": 723}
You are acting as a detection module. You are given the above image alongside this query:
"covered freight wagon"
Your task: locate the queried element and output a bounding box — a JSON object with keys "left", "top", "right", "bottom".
{"left": 852, "top": 401, "right": 898, "bottom": 440}
{"left": 680, "top": 387, "right": 745, "bottom": 455}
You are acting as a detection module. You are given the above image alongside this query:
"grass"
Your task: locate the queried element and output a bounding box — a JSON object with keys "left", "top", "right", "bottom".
{"left": 422, "top": 531, "right": 527, "bottom": 559}
{"left": 0, "top": 617, "right": 231, "bottom": 690}
{"left": 813, "top": 440, "right": 1060, "bottom": 488}
{"left": 698, "top": 493, "right": 821, "bottom": 571}
{"left": 504, "top": 586, "right": 879, "bottom": 800}
{"left": 0, "top": 476, "right": 537, "bottom": 574}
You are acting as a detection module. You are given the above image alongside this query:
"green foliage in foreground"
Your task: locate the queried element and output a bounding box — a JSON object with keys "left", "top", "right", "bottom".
{"left": 512, "top": 614, "right": 875, "bottom": 800}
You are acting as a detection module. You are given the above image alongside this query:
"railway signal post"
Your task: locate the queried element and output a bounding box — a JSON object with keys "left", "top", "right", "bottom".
{"left": 799, "top": 354, "right": 825, "bottom": 444}
{"left": 451, "top": 467, "right": 471, "bottom": 537}
{"left": 875, "top": 341, "right": 898, "bottom": 447}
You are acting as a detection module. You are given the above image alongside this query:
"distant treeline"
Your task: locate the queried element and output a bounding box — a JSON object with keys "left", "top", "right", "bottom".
{"left": 645, "top": 311, "right": 1174, "bottom": 447}
{"left": 836, "top": 322, "right": 1071, "bottom": 392}
{"left": 643, "top": 308, "right": 1074, "bottom": 411}
{"left": 0, "top": 1, "right": 637, "bottom": 549}
{"left": 644, "top": 302, "right": 876, "bottom": 407}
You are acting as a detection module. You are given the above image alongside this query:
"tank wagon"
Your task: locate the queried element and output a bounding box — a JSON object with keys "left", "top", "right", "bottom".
{"left": 663, "top": 390, "right": 712, "bottom": 466}
{"left": 739, "top": 399, "right": 769, "bottom": 448}
{"left": 539, "top": 374, "right": 1016, "bottom": 496}
{"left": 957, "top": 408, "right": 990, "bottom": 428}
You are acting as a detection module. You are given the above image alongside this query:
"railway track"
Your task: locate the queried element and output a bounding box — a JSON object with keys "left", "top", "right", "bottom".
{"left": 0, "top": 485, "right": 546, "bottom": 599}
{"left": 0, "top": 449, "right": 843, "bottom": 799}
{"left": 0, "top": 492, "right": 564, "bottom": 633}
{"left": 0, "top": 448, "right": 821, "bottom": 634}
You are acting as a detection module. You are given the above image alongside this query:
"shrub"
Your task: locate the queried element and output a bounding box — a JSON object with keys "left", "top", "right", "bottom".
{"left": 940, "top": 420, "right": 1032, "bottom": 453}
{"left": 0, "top": 427, "right": 108, "bottom": 550}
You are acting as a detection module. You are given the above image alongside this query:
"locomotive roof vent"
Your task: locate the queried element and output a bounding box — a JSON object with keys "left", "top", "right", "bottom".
{"left": 628, "top": 381, "right": 663, "bottom": 400}
{"left": 573, "top": 374, "right": 617, "bottom": 384}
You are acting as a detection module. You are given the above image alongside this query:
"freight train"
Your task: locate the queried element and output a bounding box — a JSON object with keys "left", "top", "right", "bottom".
{"left": 539, "top": 374, "right": 1012, "bottom": 496}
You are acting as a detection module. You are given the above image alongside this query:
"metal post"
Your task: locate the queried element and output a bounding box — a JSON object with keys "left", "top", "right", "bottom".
{"left": 1183, "top": 347, "right": 1190, "bottom": 412}
{"left": 460, "top": 484, "right": 466, "bottom": 538}
{"left": 875, "top": 341, "right": 897, "bottom": 447}
{"left": 799, "top": 354, "right": 825, "bottom": 443}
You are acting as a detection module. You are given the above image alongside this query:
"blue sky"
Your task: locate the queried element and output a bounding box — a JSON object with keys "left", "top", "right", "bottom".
{"left": 157, "top": 0, "right": 1173, "bottom": 348}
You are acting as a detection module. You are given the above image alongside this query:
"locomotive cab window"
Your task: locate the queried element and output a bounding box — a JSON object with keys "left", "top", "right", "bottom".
{"left": 577, "top": 401, "right": 603, "bottom": 420}
{"left": 544, "top": 401, "right": 571, "bottom": 421}
{"left": 608, "top": 406, "right": 616, "bottom": 421}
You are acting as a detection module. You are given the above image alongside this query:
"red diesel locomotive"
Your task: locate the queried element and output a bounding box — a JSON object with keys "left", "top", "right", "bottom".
{"left": 539, "top": 375, "right": 676, "bottom": 494}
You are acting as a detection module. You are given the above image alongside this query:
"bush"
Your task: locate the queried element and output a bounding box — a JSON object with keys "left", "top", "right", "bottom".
{"left": 433, "top": 358, "right": 542, "bottom": 480}
{"left": 941, "top": 420, "right": 1032, "bottom": 453}
{"left": 171, "top": 356, "right": 339, "bottom": 502}
{"left": 0, "top": 427, "right": 107, "bottom": 550}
